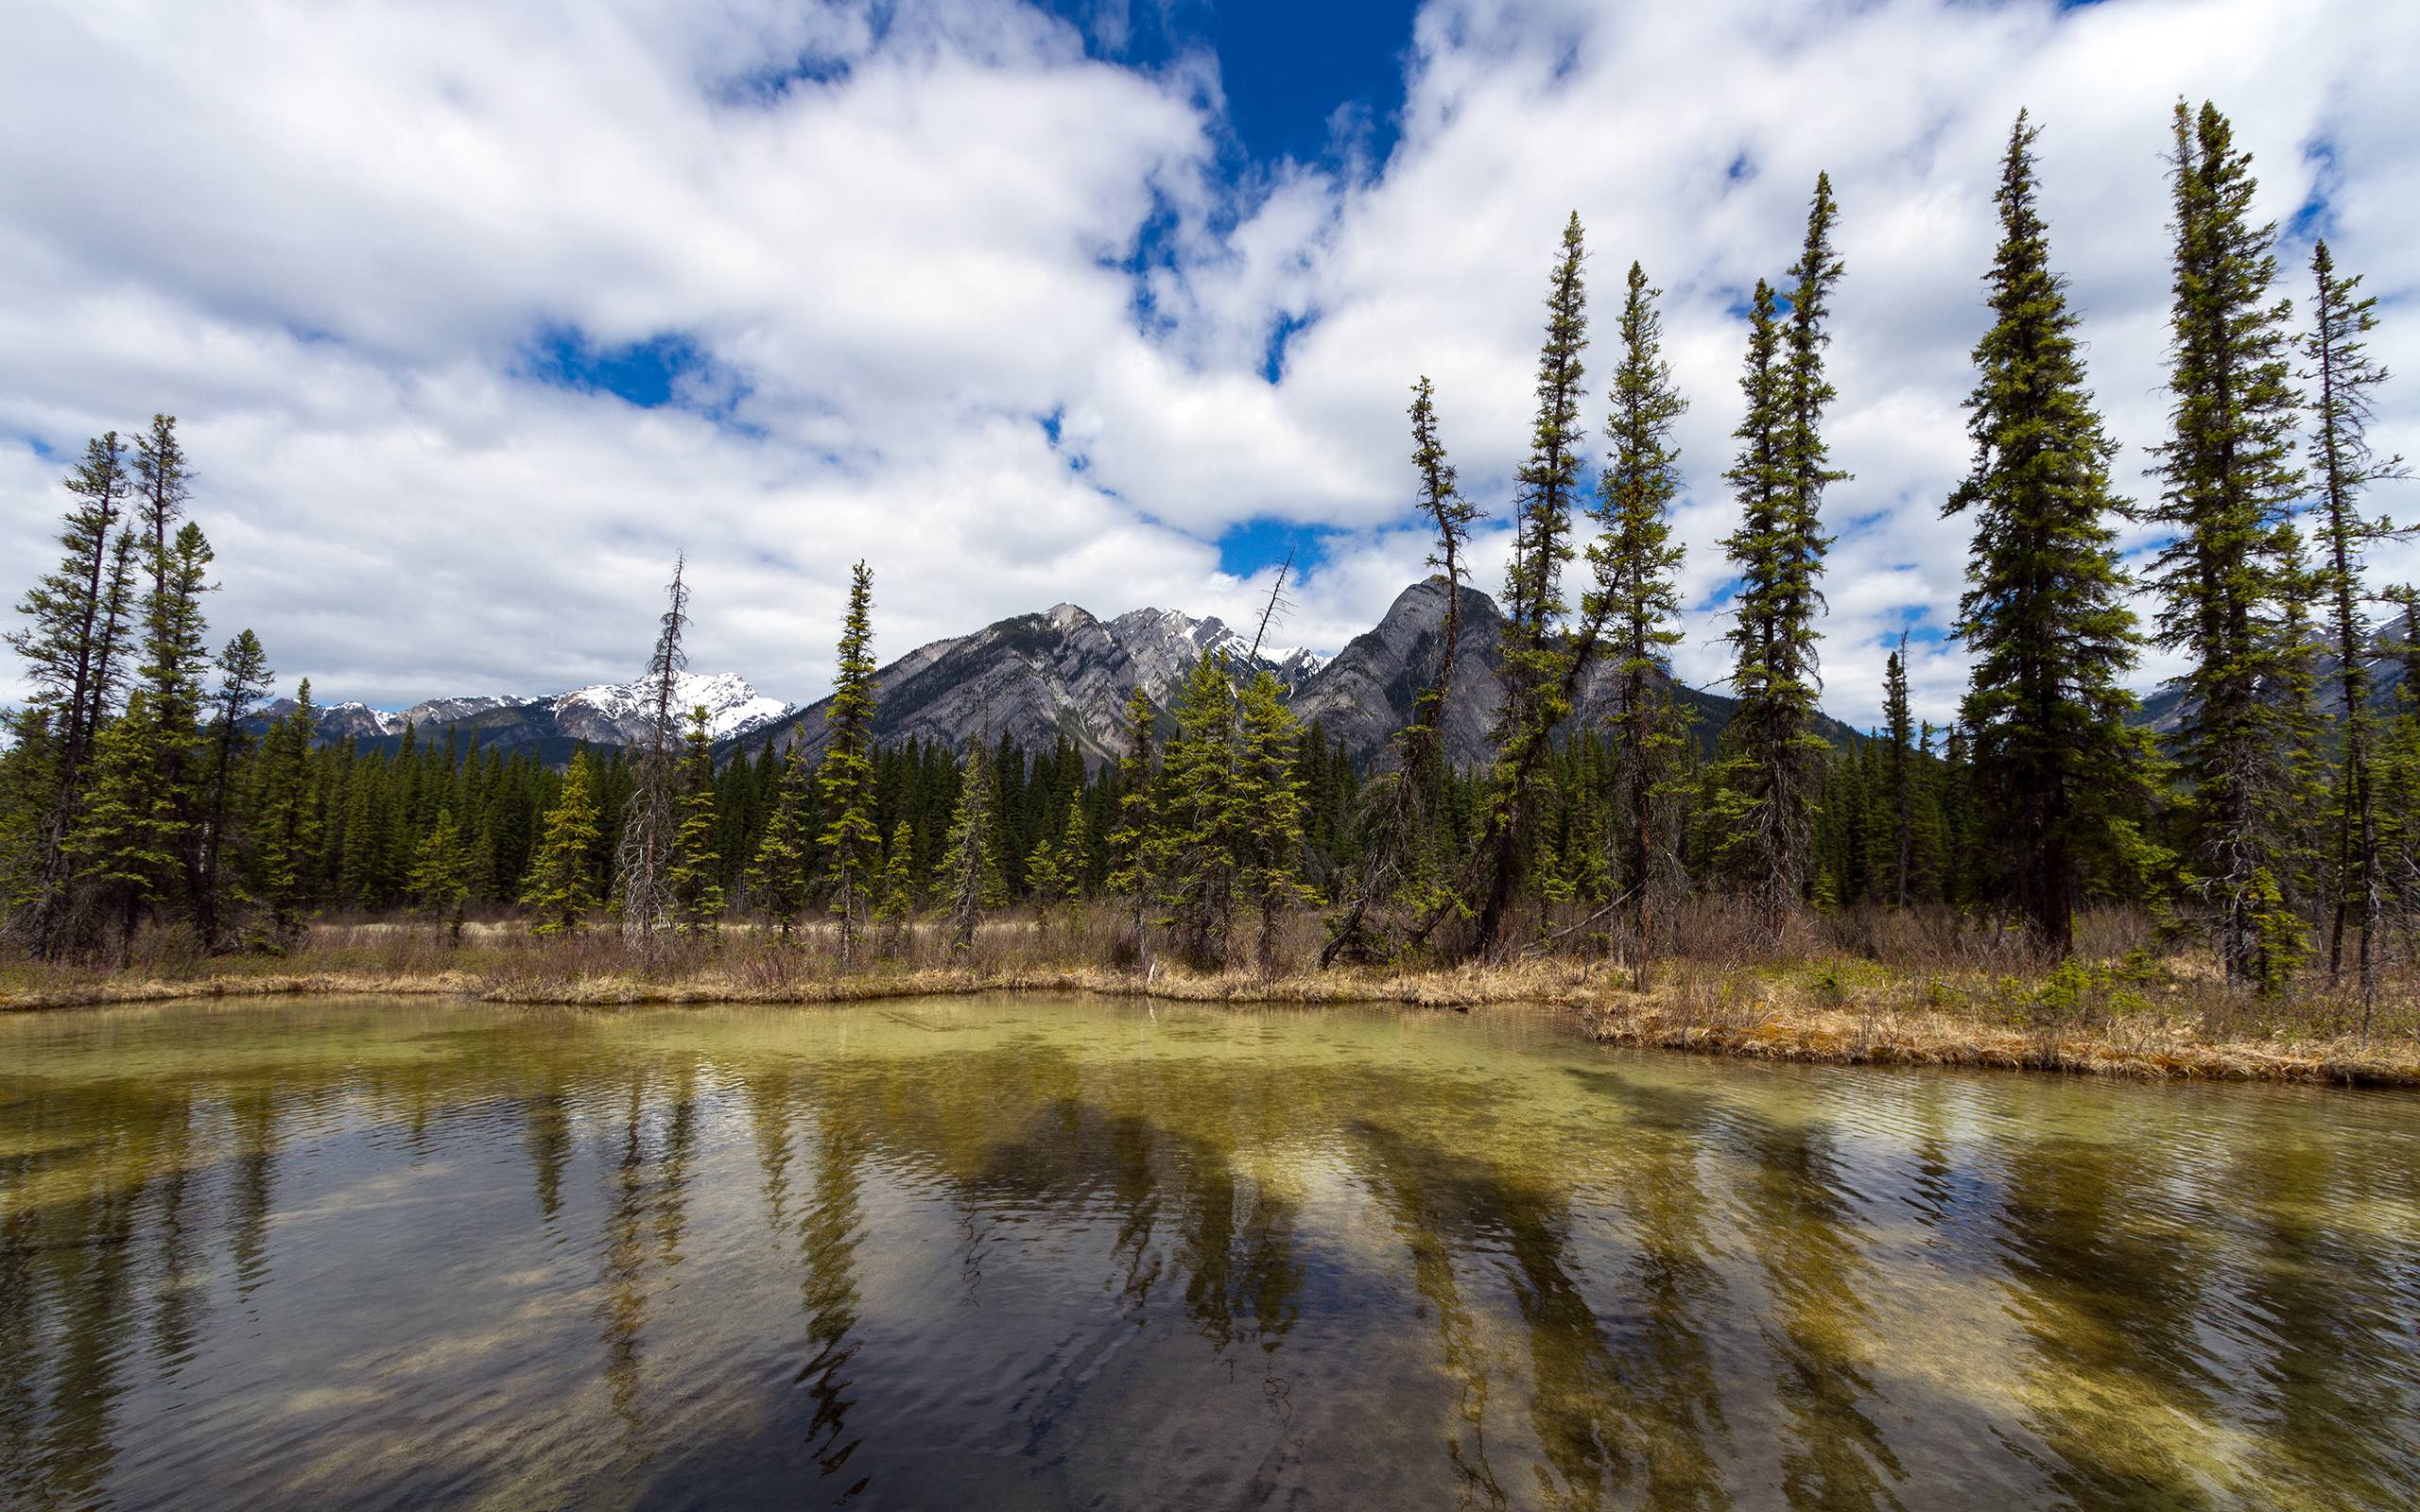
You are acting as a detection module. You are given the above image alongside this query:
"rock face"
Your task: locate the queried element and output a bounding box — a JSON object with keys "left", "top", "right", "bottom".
{"left": 1286, "top": 577, "right": 1507, "bottom": 768}
{"left": 749, "top": 577, "right": 1836, "bottom": 769}
{"left": 749, "top": 604, "right": 1324, "bottom": 766}
{"left": 268, "top": 577, "right": 1897, "bottom": 767}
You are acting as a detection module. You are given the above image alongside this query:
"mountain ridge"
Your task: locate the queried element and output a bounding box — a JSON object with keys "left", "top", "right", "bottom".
{"left": 265, "top": 579, "right": 1875, "bottom": 766}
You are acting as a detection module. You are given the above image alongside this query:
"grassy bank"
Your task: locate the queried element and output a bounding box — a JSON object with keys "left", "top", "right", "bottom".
{"left": 6, "top": 908, "right": 2417, "bottom": 1088}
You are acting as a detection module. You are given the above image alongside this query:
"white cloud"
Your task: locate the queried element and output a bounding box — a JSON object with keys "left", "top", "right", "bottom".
{"left": 2, "top": 0, "right": 2413, "bottom": 729}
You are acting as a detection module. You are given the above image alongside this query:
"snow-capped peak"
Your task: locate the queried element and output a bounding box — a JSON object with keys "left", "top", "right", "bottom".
{"left": 322, "top": 700, "right": 406, "bottom": 736}
{"left": 555, "top": 672, "right": 793, "bottom": 740}
{"left": 397, "top": 694, "right": 531, "bottom": 727}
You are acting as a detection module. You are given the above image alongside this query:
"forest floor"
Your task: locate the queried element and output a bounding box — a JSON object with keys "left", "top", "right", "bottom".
{"left": 6, "top": 914, "right": 2417, "bottom": 1089}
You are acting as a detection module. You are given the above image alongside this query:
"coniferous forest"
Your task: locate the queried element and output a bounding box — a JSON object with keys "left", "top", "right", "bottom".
{"left": 6, "top": 102, "right": 2416, "bottom": 1059}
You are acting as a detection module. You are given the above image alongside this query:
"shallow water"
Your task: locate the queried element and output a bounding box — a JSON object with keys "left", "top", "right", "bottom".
{"left": 2, "top": 995, "right": 2415, "bottom": 1511}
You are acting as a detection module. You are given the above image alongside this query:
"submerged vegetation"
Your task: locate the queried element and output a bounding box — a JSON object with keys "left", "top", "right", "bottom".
{"left": 4, "top": 102, "right": 2416, "bottom": 1077}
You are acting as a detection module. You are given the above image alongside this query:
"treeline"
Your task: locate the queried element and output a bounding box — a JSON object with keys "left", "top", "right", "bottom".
{"left": 1325, "top": 99, "right": 2419, "bottom": 1026}
{"left": 4, "top": 100, "right": 2414, "bottom": 1013}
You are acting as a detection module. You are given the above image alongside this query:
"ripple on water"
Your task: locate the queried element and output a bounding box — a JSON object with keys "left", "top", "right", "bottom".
{"left": 2, "top": 994, "right": 2416, "bottom": 1511}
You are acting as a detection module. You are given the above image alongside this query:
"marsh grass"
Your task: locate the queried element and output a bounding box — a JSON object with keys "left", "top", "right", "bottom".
{"left": 5, "top": 900, "right": 2414, "bottom": 1086}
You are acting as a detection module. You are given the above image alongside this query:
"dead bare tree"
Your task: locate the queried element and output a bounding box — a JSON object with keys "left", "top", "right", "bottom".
{"left": 615, "top": 557, "right": 688, "bottom": 966}
{"left": 1325, "top": 378, "right": 1480, "bottom": 967}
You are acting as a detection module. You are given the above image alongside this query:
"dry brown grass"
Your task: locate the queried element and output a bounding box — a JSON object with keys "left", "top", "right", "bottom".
{"left": 6, "top": 902, "right": 2416, "bottom": 1088}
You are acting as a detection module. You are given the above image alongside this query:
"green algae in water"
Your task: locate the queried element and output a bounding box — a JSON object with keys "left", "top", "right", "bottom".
{"left": 2, "top": 995, "right": 2416, "bottom": 1510}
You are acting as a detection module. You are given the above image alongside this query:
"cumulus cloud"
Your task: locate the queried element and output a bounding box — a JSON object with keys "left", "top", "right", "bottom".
{"left": 2, "top": 0, "right": 2412, "bottom": 728}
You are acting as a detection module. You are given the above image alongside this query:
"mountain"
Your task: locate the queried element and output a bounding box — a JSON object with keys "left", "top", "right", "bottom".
{"left": 2133, "top": 643, "right": 2411, "bottom": 736}
{"left": 746, "top": 603, "right": 1325, "bottom": 767}
{"left": 258, "top": 672, "right": 792, "bottom": 754}
{"left": 747, "top": 578, "right": 1851, "bottom": 769}
{"left": 261, "top": 579, "right": 1876, "bottom": 769}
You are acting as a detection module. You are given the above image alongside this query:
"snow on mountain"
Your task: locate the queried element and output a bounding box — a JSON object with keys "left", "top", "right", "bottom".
{"left": 552, "top": 672, "right": 793, "bottom": 742}
{"left": 398, "top": 694, "right": 532, "bottom": 726}
{"left": 316, "top": 700, "right": 405, "bottom": 739}
{"left": 262, "top": 674, "right": 789, "bottom": 750}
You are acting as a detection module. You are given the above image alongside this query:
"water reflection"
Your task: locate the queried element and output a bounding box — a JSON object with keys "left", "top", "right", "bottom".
{"left": 1, "top": 997, "right": 2416, "bottom": 1510}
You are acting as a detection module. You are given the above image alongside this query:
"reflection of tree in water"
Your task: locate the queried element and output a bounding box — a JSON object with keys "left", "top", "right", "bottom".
{"left": 1992, "top": 1130, "right": 2222, "bottom": 1508}
{"left": 1104, "top": 1108, "right": 1165, "bottom": 1318}
{"left": 793, "top": 1085, "right": 869, "bottom": 1497}
{"left": 745, "top": 1066, "right": 795, "bottom": 1233}
{"left": 1170, "top": 1137, "right": 1303, "bottom": 1358}
{"left": 1353, "top": 1121, "right": 1511, "bottom": 1511}
{"left": 1354, "top": 1072, "right": 1740, "bottom": 1512}
{"left": 1721, "top": 1104, "right": 1906, "bottom": 1512}
{"left": 522, "top": 1071, "right": 574, "bottom": 1230}
{"left": 146, "top": 1088, "right": 210, "bottom": 1378}
{"left": 593, "top": 1061, "right": 700, "bottom": 1455}
{"left": 2225, "top": 1134, "right": 2420, "bottom": 1507}
{"left": 1578, "top": 1072, "right": 1736, "bottom": 1512}
{"left": 0, "top": 1074, "right": 217, "bottom": 1507}
{"left": 228, "top": 1084, "right": 281, "bottom": 1306}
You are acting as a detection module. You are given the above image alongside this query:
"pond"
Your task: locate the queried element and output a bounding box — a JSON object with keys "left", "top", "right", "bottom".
{"left": 3, "top": 995, "right": 2416, "bottom": 1510}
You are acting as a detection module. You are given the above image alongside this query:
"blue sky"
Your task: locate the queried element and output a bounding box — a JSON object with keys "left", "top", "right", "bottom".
{"left": 2, "top": 0, "right": 2413, "bottom": 727}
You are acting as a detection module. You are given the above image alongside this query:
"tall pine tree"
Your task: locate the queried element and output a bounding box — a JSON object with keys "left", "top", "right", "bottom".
{"left": 2303, "top": 238, "right": 2411, "bottom": 1019}
{"left": 818, "top": 561, "right": 880, "bottom": 967}
{"left": 1714, "top": 277, "right": 1822, "bottom": 924}
{"left": 1472, "top": 213, "right": 1591, "bottom": 957}
{"left": 1159, "top": 650, "right": 1242, "bottom": 968}
{"left": 1328, "top": 377, "right": 1481, "bottom": 966}
{"left": 1104, "top": 686, "right": 1159, "bottom": 953}
{"left": 1946, "top": 112, "right": 2156, "bottom": 954}
{"left": 1593, "top": 261, "right": 1693, "bottom": 970}
{"left": 2147, "top": 99, "right": 2308, "bottom": 987}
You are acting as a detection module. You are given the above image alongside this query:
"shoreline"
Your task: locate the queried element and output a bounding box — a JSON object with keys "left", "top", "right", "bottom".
{"left": 8, "top": 960, "right": 2415, "bottom": 1090}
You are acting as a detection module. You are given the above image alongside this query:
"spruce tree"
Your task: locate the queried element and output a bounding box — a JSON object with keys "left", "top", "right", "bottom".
{"left": 65, "top": 690, "right": 176, "bottom": 963}
{"left": 409, "top": 808, "right": 473, "bottom": 944}
{"left": 1713, "top": 277, "right": 1824, "bottom": 925}
{"left": 2303, "top": 238, "right": 2411, "bottom": 1020}
{"left": 667, "top": 706, "right": 724, "bottom": 936}
{"left": 1054, "top": 802, "right": 1088, "bottom": 902}
{"left": 2147, "top": 100, "right": 2309, "bottom": 986}
{"left": 747, "top": 747, "right": 811, "bottom": 936}
{"left": 524, "top": 750, "right": 604, "bottom": 935}
{"left": 1946, "top": 112, "right": 2158, "bottom": 954}
{"left": 1881, "top": 641, "right": 1915, "bottom": 908}
{"left": 1472, "top": 214, "right": 1592, "bottom": 957}
{"left": 1235, "top": 669, "right": 1310, "bottom": 974}
{"left": 1104, "top": 686, "right": 1158, "bottom": 952}
{"left": 7, "top": 434, "right": 135, "bottom": 953}
{"left": 197, "top": 628, "right": 274, "bottom": 949}
{"left": 249, "top": 681, "right": 321, "bottom": 946}
{"left": 10, "top": 434, "right": 131, "bottom": 778}
{"left": 133, "top": 415, "right": 191, "bottom": 578}
{"left": 942, "top": 735, "right": 1001, "bottom": 951}
{"left": 1024, "top": 820, "right": 1073, "bottom": 935}
{"left": 1593, "top": 261, "right": 1693, "bottom": 971}
{"left": 818, "top": 561, "right": 880, "bottom": 967}
{"left": 138, "top": 522, "right": 216, "bottom": 910}
{"left": 1159, "top": 650, "right": 1242, "bottom": 968}
{"left": 873, "top": 819, "right": 918, "bottom": 951}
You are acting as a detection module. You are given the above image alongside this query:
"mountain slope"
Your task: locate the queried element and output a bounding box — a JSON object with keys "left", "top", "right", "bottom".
{"left": 750, "top": 577, "right": 1858, "bottom": 769}
{"left": 258, "top": 672, "right": 792, "bottom": 752}
{"left": 261, "top": 579, "right": 1883, "bottom": 767}
{"left": 747, "top": 603, "right": 1321, "bottom": 765}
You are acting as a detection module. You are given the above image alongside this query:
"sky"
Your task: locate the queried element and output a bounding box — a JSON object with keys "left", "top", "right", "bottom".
{"left": 3, "top": 0, "right": 2415, "bottom": 730}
